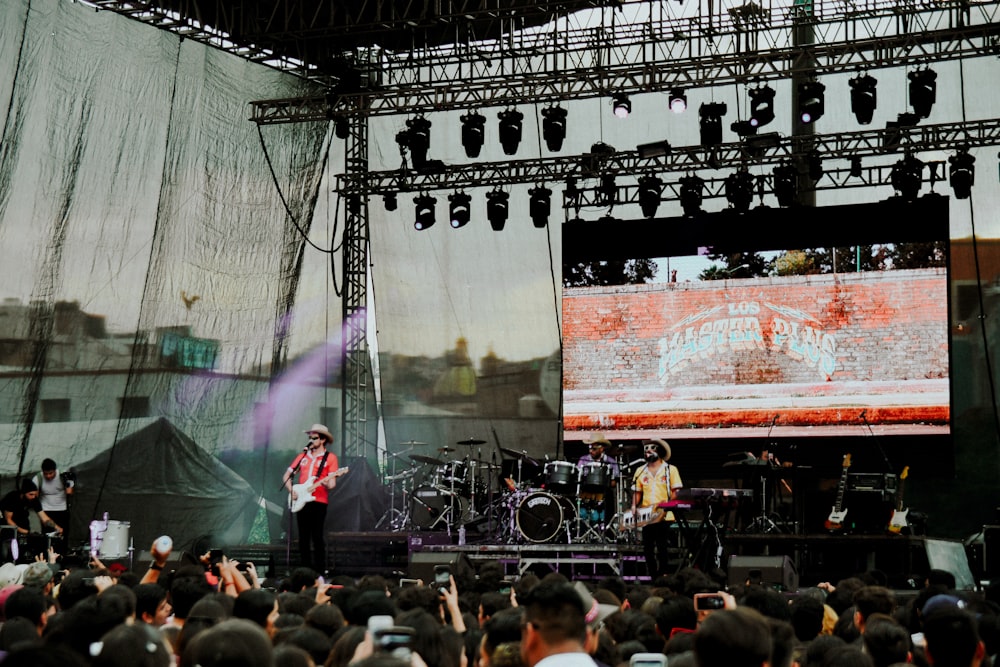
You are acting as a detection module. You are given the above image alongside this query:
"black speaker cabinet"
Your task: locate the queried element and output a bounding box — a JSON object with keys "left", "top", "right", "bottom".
{"left": 727, "top": 555, "right": 798, "bottom": 592}
{"left": 408, "top": 551, "right": 474, "bottom": 584}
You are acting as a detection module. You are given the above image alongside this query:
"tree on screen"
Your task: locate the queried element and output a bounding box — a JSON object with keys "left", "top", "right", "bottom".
{"left": 563, "top": 258, "right": 657, "bottom": 287}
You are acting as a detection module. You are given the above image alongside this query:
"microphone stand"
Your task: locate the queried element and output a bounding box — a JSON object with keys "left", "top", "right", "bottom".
{"left": 279, "top": 450, "right": 307, "bottom": 572}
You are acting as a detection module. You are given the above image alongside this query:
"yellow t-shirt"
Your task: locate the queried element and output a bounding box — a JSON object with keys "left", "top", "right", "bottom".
{"left": 633, "top": 462, "right": 683, "bottom": 520}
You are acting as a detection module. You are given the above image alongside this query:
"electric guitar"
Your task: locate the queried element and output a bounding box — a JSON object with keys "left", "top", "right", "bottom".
{"left": 290, "top": 468, "right": 349, "bottom": 513}
{"left": 888, "top": 466, "right": 910, "bottom": 534}
{"left": 824, "top": 454, "right": 852, "bottom": 531}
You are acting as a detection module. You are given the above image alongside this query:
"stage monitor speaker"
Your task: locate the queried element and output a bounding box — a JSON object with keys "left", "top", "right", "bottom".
{"left": 727, "top": 555, "right": 798, "bottom": 592}
{"left": 924, "top": 538, "right": 976, "bottom": 591}
{"left": 409, "top": 551, "right": 474, "bottom": 584}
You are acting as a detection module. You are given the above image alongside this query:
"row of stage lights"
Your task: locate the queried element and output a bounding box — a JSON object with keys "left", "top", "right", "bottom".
{"left": 392, "top": 67, "right": 938, "bottom": 167}
{"left": 394, "top": 145, "right": 974, "bottom": 229}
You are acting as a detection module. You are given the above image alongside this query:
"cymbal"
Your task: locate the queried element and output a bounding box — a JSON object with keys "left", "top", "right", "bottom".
{"left": 399, "top": 440, "right": 428, "bottom": 447}
{"left": 498, "top": 446, "right": 540, "bottom": 466}
{"left": 385, "top": 470, "right": 416, "bottom": 482}
{"left": 457, "top": 438, "right": 486, "bottom": 446}
{"left": 410, "top": 454, "right": 444, "bottom": 466}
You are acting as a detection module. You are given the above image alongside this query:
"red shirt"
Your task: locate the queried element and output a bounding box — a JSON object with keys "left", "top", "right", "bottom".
{"left": 288, "top": 450, "right": 338, "bottom": 505}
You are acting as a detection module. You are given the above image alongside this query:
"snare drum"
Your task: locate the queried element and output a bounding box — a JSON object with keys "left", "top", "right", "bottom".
{"left": 543, "top": 461, "right": 577, "bottom": 494}
{"left": 432, "top": 461, "right": 470, "bottom": 494}
{"left": 96, "top": 520, "right": 131, "bottom": 558}
{"left": 516, "top": 491, "right": 575, "bottom": 543}
{"left": 579, "top": 462, "right": 611, "bottom": 494}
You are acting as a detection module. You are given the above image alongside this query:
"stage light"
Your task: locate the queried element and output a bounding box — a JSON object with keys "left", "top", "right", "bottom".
{"left": 850, "top": 156, "right": 863, "bottom": 178}
{"left": 498, "top": 109, "right": 524, "bottom": 155}
{"left": 334, "top": 116, "right": 350, "bottom": 139}
{"left": 731, "top": 120, "right": 757, "bottom": 137}
{"left": 772, "top": 162, "right": 798, "bottom": 207}
{"left": 807, "top": 151, "right": 823, "bottom": 181}
{"left": 699, "top": 102, "right": 727, "bottom": 147}
{"left": 448, "top": 192, "right": 472, "bottom": 229}
{"left": 724, "top": 169, "right": 755, "bottom": 212}
{"left": 749, "top": 85, "right": 775, "bottom": 128}
{"left": 612, "top": 93, "right": 631, "bottom": 119}
{"left": 528, "top": 186, "right": 552, "bottom": 228}
{"left": 849, "top": 73, "right": 878, "bottom": 125}
{"left": 460, "top": 111, "right": 486, "bottom": 158}
{"left": 669, "top": 88, "right": 687, "bottom": 114}
{"left": 405, "top": 116, "right": 431, "bottom": 169}
{"left": 541, "top": 105, "right": 568, "bottom": 152}
{"left": 797, "top": 81, "right": 826, "bottom": 124}
{"left": 413, "top": 195, "right": 436, "bottom": 230}
{"left": 637, "top": 175, "right": 664, "bottom": 218}
{"left": 486, "top": 190, "right": 509, "bottom": 231}
{"left": 599, "top": 174, "right": 617, "bottom": 206}
{"left": 909, "top": 68, "right": 937, "bottom": 119}
{"left": 637, "top": 140, "right": 671, "bottom": 159}
{"left": 679, "top": 175, "right": 705, "bottom": 216}
{"left": 890, "top": 154, "right": 924, "bottom": 202}
{"left": 949, "top": 148, "right": 976, "bottom": 199}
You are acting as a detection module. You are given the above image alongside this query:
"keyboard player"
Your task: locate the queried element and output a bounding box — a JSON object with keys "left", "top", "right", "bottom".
{"left": 631, "top": 438, "right": 683, "bottom": 579}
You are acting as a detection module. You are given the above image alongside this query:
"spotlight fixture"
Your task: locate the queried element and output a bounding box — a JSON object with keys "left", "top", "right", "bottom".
{"left": 334, "top": 116, "right": 350, "bottom": 139}
{"left": 797, "top": 81, "right": 826, "bottom": 124}
{"left": 849, "top": 73, "right": 878, "bottom": 125}
{"left": 448, "top": 192, "right": 472, "bottom": 229}
{"left": 637, "top": 140, "right": 672, "bottom": 159}
{"left": 612, "top": 93, "right": 631, "bottom": 119}
{"left": 405, "top": 116, "right": 432, "bottom": 169}
{"left": 731, "top": 120, "right": 757, "bottom": 138}
{"left": 908, "top": 68, "right": 937, "bottom": 119}
{"left": 948, "top": 148, "right": 976, "bottom": 199}
{"left": 637, "top": 175, "right": 664, "bottom": 218}
{"left": 749, "top": 85, "right": 775, "bottom": 128}
{"left": 890, "top": 154, "right": 924, "bottom": 202}
{"left": 486, "top": 190, "right": 510, "bottom": 231}
{"left": 699, "top": 102, "right": 727, "bottom": 147}
{"left": 669, "top": 88, "right": 687, "bottom": 114}
{"left": 599, "top": 174, "right": 617, "bottom": 206}
{"left": 772, "top": 162, "right": 798, "bottom": 207}
{"left": 498, "top": 109, "right": 524, "bottom": 155}
{"left": 807, "top": 151, "right": 824, "bottom": 181}
{"left": 528, "top": 186, "right": 552, "bottom": 228}
{"left": 724, "top": 169, "right": 755, "bottom": 212}
{"left": 541, "top": 105, "right": 568, "bottom": 152}
{"left": 850, "top": 156, "right": 863, "bottom": 178}
{"left": 679, "top": 175, "right": 705, "bottom": 216}
{"left": 413, "top": 194, "right": 436, "bottom": 231}
{"left": 460, "top": 111, "right": 487, "bottom": 158}
{"left": 383, "top": 192, "right": 397, "bottom": 211}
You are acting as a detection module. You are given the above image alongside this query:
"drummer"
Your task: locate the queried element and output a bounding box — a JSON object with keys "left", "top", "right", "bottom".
{"left": 576, "top": 432, "right": 619, "bottom": 522}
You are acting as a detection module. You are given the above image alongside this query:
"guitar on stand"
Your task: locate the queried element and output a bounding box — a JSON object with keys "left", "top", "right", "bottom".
{"left": 290, "top": 468, "right": 350, "bottom": 513}
{"left": 824, "top": 454, "right": 852, "bottom": 532}
{"left": 888, "top": 466, "right": 910, "bottom": 534}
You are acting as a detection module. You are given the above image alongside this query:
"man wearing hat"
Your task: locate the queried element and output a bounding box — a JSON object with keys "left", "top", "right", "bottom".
{"left": 282, "top": 424, "right": 340, "bottom": 572}
{"left": 631, "top": 438, "right": 683, "bottom": 579}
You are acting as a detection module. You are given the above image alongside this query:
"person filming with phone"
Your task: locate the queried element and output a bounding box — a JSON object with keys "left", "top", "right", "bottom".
{"left": 631, "top": 438, "right": 683, "bottom": 580}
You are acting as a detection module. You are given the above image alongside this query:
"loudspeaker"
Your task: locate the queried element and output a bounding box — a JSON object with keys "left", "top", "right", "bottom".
{"left": 984, "top": 526, "right": 1000, "bottom": 580}
{"left": 408, "top": 551, "right": 474, "bottom": 584}
{"left": 727, "top": 555, "right": 798, "bottom": 592}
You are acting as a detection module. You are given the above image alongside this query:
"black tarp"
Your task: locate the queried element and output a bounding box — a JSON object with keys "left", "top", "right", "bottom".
{"left": 70, "top": 418, "right": 258, "bottom": 553}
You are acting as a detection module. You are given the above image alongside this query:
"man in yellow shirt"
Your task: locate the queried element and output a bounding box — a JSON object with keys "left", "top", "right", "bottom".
{"left": 631, "top": 438, "right": 683, "bottom": 579}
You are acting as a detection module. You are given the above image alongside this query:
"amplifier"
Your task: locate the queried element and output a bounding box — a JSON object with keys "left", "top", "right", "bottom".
{"left": 846, "top": 472, "right": 897, "bottom": 493}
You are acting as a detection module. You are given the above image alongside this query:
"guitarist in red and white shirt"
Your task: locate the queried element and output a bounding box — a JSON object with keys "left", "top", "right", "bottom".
{"left": 284, "top": 424, "right": 340, "bottom": 573}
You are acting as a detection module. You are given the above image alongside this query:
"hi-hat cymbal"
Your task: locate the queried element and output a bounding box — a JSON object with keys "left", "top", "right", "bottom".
{"left": 457, "top": 438, "right": 486, "bottom": 446}
{"left": 399, "top": 440, "right": 428, "bottom": 447}
{"left": 410, "top": 454, "right": 445, "bottom": 466}
{"left": 498, "top": 446, "right": 540, "bottom": 466}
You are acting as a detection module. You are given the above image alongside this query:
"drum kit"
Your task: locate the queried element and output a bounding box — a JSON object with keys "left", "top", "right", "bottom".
{"left": 378, "top": 439, "right": 641, "bottom": 545}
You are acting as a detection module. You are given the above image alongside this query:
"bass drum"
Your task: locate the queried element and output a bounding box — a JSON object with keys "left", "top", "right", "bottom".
{"left": 516, "top": 491, "right": 575, "bottom": 543}
{"left": 410, "top": 485, "right": 468, "bottom": 530}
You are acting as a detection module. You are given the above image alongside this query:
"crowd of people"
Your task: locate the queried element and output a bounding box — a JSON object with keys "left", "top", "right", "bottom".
{"left": 0, "top": 534, "right": 994, "bottom": 667}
